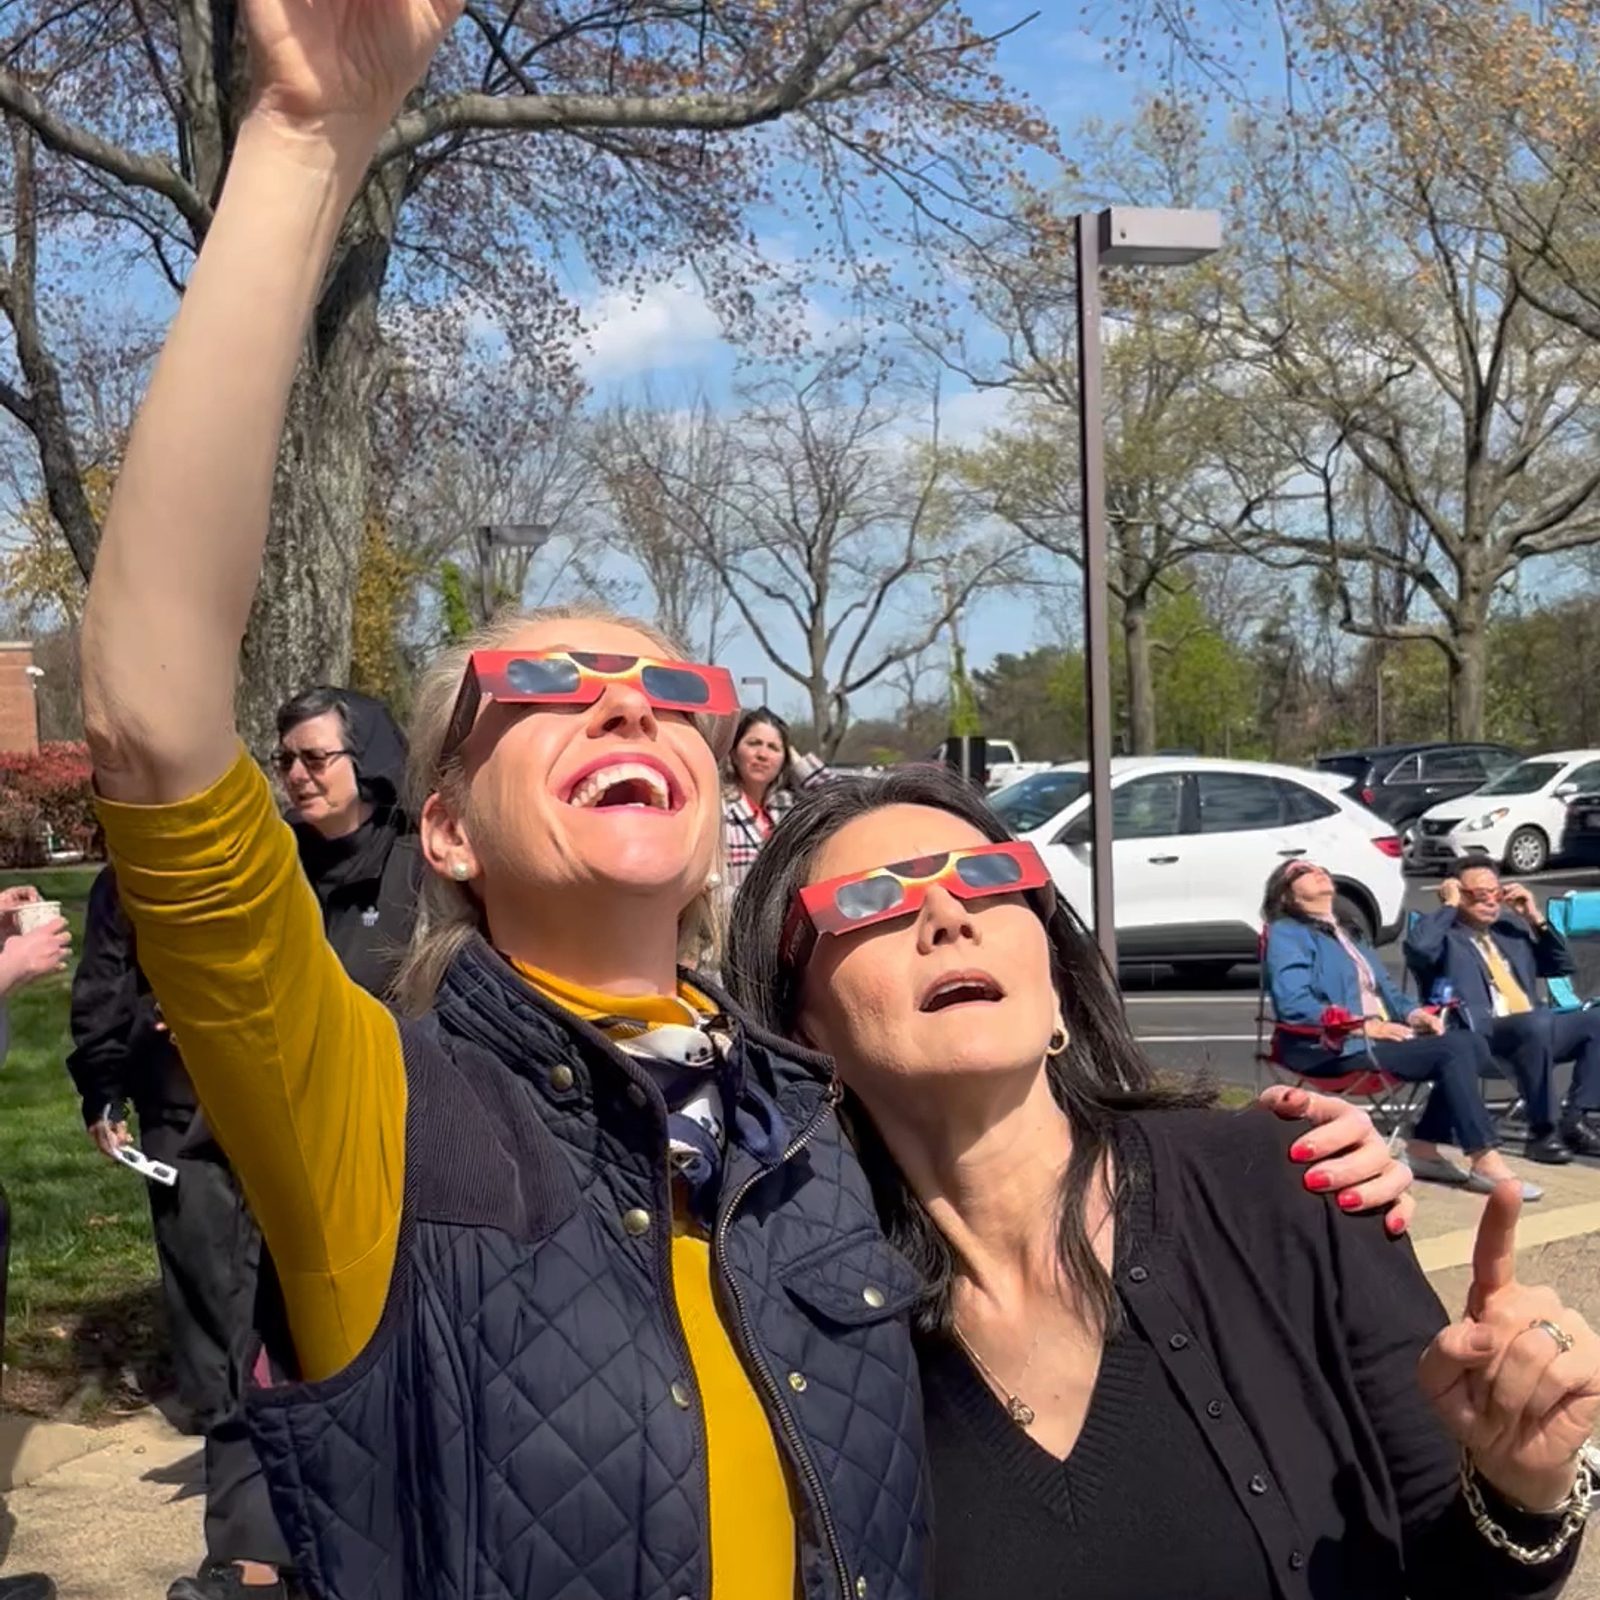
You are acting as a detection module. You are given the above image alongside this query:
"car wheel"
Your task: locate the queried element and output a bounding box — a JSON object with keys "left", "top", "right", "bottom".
{"left": 1505, "top": 827, "right": 1549, "bottom": 875}
{"left": 1333, "top": 892, "right": 1375, "bottom": 944}
{"left": 1171, "top": 960, "right": 1235, "bottom": 987}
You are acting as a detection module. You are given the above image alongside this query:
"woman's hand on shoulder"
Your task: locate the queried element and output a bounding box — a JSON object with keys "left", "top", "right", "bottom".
{"left": 1420, "top": 1182, "right": 1600, "bottom": 1511}
{"left": 1259, "top": 1085, "right": 1414, "bottom": 1236}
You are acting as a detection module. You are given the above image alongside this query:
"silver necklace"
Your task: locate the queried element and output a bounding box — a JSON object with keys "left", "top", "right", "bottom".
{"left": 952, "top": 1323, "right": 1040, "bottom": 1428}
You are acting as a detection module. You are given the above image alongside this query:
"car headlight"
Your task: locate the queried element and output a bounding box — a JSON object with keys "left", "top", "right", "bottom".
{"left": 1462, "top": 807, "right": 1511, "bottom": 831}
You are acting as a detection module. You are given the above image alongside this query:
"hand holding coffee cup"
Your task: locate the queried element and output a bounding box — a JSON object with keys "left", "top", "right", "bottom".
{"left": 0, "top": 901, "right": 71, "bottom": 993}
{"left": 0, "top": 883, "right": 41, "bottom": 938}
{"left": 14, "top": 898, "right": 62, "bottom": 935}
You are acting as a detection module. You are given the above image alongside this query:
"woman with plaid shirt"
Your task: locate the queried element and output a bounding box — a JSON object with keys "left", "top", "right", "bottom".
{"left": 721, "top": 708, "right": 826, "bottom": 890}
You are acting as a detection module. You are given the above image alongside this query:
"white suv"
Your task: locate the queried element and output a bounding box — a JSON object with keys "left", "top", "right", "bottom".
{"left": 990, "top": 757, "right": 1407, "bottom": 980}
{"left": 1412, "top": 749, "right": 1600, "bottom": 875}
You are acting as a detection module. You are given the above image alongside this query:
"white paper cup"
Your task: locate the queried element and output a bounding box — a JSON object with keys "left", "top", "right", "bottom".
{"left": 14, "top": 900, "right": 62, "bottom": 934}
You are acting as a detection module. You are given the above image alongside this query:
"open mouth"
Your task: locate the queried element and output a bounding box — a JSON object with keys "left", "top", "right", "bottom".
{"left": 918, "top": 970, "right": 1006, "bottom": 1013}
{"left": 562, "top": 757, "right": 683, "bottom": 814}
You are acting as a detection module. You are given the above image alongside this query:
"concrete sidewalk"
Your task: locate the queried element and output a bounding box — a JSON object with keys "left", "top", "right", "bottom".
{"left": 4, "top": 1148, "right": 1600, "bottom": 1599}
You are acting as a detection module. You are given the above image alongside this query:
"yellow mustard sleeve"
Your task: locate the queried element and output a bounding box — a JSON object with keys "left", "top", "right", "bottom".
{"left": 95, "top": 747, "right": 407, "bottom": 1380}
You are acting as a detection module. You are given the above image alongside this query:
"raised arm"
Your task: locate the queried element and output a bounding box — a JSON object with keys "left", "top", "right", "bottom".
{"left": 81, "top": 0, "right": 461, "bottom": 802}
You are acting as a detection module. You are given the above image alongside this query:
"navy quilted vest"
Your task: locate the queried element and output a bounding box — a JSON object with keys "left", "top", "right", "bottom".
{"left": 247, "top": 941, "right": 931, "bottom": 1600}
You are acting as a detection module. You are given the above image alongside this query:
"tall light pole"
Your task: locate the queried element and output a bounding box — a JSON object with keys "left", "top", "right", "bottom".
{"left": 475, "top": 522, "right": 553, "bottom": 620}
{"left": 740, "top": 675, "right": 770, "bottom": 708}
{"left": 1076, "top": 206, "right": 1221, "bottom": 974}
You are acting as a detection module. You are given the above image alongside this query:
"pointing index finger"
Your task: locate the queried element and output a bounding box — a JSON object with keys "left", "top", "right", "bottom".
{"left": 1468, "top": 1180, "right": 1522, "bottom": 1314}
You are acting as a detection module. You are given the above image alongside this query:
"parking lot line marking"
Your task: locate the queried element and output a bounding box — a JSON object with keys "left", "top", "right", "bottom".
{"left": 1413, "top": 1200, "right": 1600, "bottom": 1274}
{"left": 1135, "top": 1034, "right": 1260, "bottom": 1043}
{"left": 1125, "top": 996, "right": 1261, "bottom": 1004}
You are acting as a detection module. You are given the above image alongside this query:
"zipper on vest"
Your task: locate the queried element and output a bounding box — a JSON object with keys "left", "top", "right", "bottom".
{"left": 713, "top": 1088, "right": 852, "bottom": 1600}
{"left": 656, "top": 1213, "right": 713, "bottom": 1600}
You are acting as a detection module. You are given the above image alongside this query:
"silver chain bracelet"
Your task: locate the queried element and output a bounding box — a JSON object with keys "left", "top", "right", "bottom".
{"left": 1459, "top": 1450, "right": 1598, "bottom": 1565}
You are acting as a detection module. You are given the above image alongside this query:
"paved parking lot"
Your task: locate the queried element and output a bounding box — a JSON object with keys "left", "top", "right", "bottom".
{"left": 1132, "top": 867, "right": 1600, "bottom": 1087}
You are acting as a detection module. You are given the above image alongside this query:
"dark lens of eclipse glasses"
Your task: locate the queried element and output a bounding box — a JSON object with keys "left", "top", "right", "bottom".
{"left": 506, "top": 656, "right": 583, "bottom": 696}
{"left": 954, "top": 851, "right": 1025, "bottom": 890}
{"left": 833, "top": 874, "right": 912, "bottom": 921}
{"left": 639, "top": 664, "right": 713, "bottom": 706}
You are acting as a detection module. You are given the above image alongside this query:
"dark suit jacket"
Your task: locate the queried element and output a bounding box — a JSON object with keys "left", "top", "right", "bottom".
{"left": 1403, "top": 905, "right": 1574, "bottom": 1029}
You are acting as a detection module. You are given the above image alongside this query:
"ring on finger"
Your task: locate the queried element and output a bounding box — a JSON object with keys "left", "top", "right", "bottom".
{"left": 1528, "top": 1317, "right": 1575, "bottom": 1355}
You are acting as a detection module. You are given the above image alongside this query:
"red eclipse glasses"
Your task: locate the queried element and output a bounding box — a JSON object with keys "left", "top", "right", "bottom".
{"left": 443, "top": 649, "right": 738, "bottom": 762}
{"left": 781, "top": 841, "right": 1053, "bottom": 967}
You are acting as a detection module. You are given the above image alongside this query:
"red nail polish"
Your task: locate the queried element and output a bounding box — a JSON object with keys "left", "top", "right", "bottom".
{"left": 1304, "top": 1170, "right": 1331, "bottom": 1191}
{"left": 1290, "top": 1141, "right": 1315, "bottom": 1162}
{"left": 1386, "top": 1213, "right": 1407, "bottom": 1236}
{"left": 1337, "top": 1191, "right": 1361, "bottom": 1210}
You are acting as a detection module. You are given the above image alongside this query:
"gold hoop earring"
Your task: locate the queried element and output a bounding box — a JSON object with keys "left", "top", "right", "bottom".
{"left": 1047, "top": 1025, "right": 1070, "bottom": 1057}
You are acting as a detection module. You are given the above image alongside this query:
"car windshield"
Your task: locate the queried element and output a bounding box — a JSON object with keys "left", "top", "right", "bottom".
{"left": 1477, "top": 759, "right": 1562, "bottom": 796}
{"left": 991, "top": 769, "right": 1089, "bottom": 833}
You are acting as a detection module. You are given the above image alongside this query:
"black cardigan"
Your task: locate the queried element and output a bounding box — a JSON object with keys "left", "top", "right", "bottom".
{"left": 924, "top": 1106, "right": 1580, "bottom": 1600}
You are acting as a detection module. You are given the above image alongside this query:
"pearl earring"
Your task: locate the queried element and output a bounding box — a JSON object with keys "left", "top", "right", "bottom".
{"left": 451, "top": 860, "right": 471, "bottom": 882}
{"left": 705, "top": 872, "right": 723, "bottom": 890}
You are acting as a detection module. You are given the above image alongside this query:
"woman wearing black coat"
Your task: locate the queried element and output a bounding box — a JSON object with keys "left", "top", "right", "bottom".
{"left": 275, "top": 686, "right": 423, "bottom": 999}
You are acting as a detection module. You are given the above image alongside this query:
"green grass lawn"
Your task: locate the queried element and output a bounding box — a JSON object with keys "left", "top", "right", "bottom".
{"left": 0, "top": 863, "right": 164, "bottom": 1414}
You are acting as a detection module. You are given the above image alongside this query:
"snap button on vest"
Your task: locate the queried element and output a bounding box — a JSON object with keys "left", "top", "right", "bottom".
{"left": 862, "top": 1285, "right": 885, "bottom": 1309}
{"left": 549, "top": 1064, "right": 575, "bottom": 1092}
{"left": 622, "top": 1207, "right": 652, "bottom": 1237}
{"left": 670, "top": 1380, "right": 691, "bottom": 1409}
{"left": 788, "top": 1371, "right": 808, "bottom": 1393}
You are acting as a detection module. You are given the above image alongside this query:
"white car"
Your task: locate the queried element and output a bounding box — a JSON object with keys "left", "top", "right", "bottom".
{"left": 989, "top": 756, "right": 1407, "bottom": 980}
{"left": 1412, "top": 749, "right": 1600, "bottom": 875}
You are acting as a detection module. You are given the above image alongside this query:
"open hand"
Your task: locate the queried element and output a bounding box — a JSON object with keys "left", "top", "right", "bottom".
{"left": 1419, "top": 1182, "right": 1600, "bottom": 1510}
{"left": 1365, "top": 1019, "right": 1413, "bottom": 1043}
{"left": 1260, "top": 1085, "right": 1415, "bottom": 1235}
{"left": 244, "top": 0, "right": 463, "bottom": 139}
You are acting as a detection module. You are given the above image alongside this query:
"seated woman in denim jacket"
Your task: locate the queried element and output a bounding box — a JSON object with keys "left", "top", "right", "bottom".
{"left": 1263, "top": 860, "right": 1532, "bottom": 1197}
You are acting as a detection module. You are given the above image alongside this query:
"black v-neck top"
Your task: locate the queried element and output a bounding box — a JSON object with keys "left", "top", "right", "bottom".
{"left": 918, "top": 1109, "right": 1580, "bottom": 1600}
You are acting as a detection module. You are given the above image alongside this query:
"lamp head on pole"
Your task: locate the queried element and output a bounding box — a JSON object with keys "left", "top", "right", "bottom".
{"left": 1096, "top": 206, "right": 1222, "bottom": 267}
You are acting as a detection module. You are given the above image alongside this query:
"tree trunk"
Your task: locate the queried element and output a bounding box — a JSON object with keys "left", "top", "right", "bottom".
{"left": 1124, "top": 597, "right": 1156, "bottom": 755}
{"left": 235, "top": 179, "right": 402, "bottom": 756}
{"left": 1450, "top": 630, "right": 1487, "bottom": 740}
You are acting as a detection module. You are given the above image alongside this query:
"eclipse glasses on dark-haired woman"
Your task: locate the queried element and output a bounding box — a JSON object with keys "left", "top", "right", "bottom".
{"left": 781, "top": 840, "right": 1053, "bottom": 966}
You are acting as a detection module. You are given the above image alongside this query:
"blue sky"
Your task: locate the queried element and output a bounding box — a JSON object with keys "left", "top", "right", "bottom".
{"left": 562, "top": 6, "right": 1182, "bottom": 726}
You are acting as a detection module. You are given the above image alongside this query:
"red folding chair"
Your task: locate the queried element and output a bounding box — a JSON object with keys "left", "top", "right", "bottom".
{"left": 1254, "top": 930, "right": 1426, "bottom": 1142}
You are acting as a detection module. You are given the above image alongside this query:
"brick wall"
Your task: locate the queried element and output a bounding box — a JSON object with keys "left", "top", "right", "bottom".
{"left": 0, "top": 642, "right": 39, "bottom": 755}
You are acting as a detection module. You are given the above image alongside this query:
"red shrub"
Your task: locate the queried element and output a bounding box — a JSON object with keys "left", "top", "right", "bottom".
{"left": 0, "top": 741, "right": 99, "bottom": 867}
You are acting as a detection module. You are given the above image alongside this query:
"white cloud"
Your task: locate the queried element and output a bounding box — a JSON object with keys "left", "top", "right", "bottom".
{"left": 937, "top": 385, "right": 1018, "bottom": 444}
{"left": 1047, "top": 28, "right": 1111, "bottom": 67}
{"left": 572, "top": 279, "right": 724, "bottom": 380}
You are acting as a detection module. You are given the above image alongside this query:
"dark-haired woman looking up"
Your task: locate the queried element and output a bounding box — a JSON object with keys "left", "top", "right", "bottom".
{"left": 726, "top": 768, "right": 1598, "bottom": 1600}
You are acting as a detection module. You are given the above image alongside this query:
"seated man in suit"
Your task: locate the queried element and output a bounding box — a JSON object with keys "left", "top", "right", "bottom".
{"left": 1405, "top": 859, "right": 1600, "bottom": 1163}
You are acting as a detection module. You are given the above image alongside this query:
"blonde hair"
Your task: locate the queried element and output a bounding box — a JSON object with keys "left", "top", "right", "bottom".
{"left": 391, "top": 603, "right": 732, "bottom": 1015}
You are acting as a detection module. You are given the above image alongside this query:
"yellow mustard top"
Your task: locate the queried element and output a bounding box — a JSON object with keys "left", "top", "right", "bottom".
{"left": 95, "top": 748, "right": 795, "bottom": 1598}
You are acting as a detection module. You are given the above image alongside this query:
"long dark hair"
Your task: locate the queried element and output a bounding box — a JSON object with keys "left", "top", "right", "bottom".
{"left": 724, "top": 765, "right": 1211, "bottom": 1337}
{"left": 724, "top": 707, "right": 795, "bottom": 799}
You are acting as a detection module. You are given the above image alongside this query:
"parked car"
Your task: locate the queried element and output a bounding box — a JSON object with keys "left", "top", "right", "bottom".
{"left": 1557, "top": 786, "right": 1600, "bottom": 867}
{"left": 1312, "top": 741, "right": 1521, "bottom": 850}
{"left": 922, "top": 738, "right": 1052, "bottom": 792}
{"left": 989, "top": 757, "right": 1407, "bottom": 981}
{"left": 1411, "top": 749, "right": 1600, "bottom": 874}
